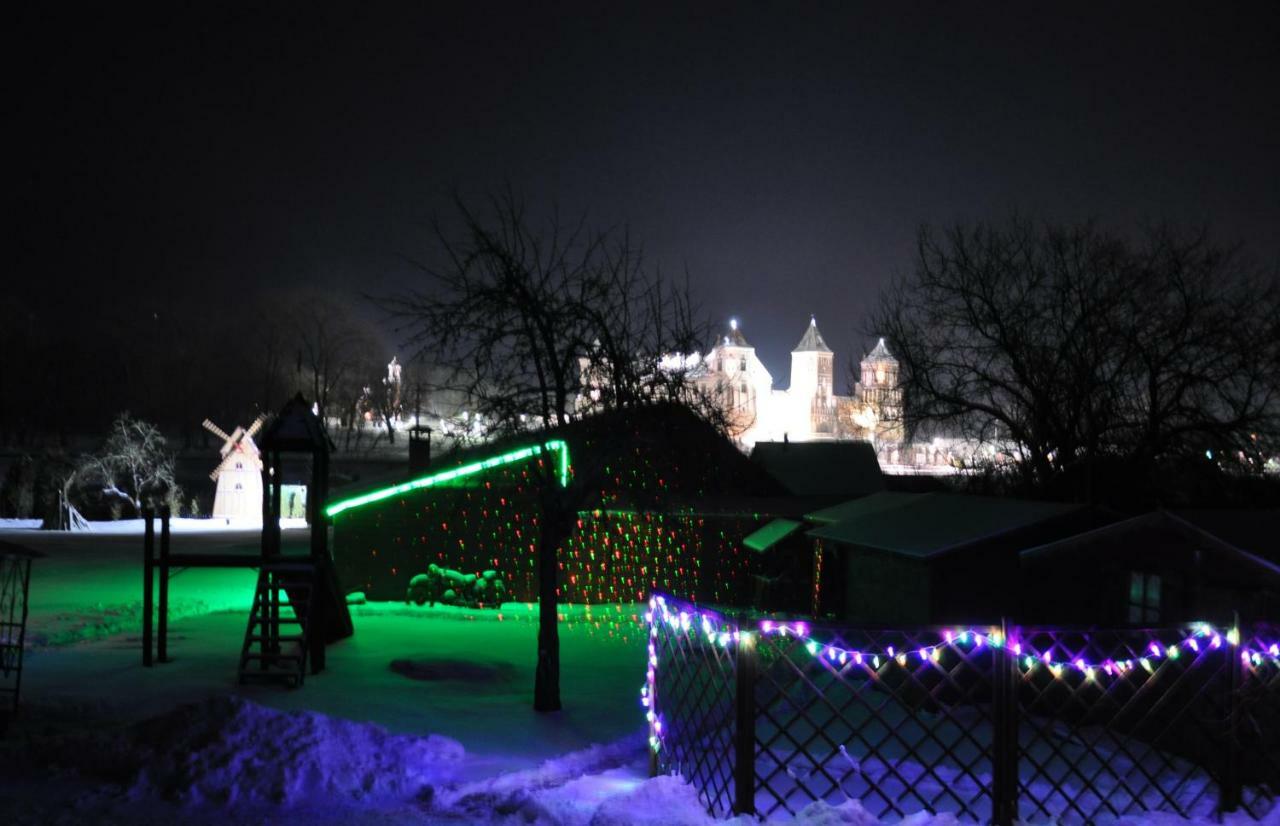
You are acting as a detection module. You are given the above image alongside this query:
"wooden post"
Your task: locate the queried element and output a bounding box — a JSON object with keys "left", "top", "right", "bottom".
{"left": 811, "top": 540, "right": 823, "bottom": 616}
{"left": 157, "top": 506, "right": 170, "bottom": 663}
{"left": 261, "top": 453, "right": 273, "bottom": 558}
{"left": 991, "top": 617, "right": 1018, "bottom": 825}
{"left": 733, "top": 617, "right": 757, "bottom": 816}
{"left": 272, "top": 449, "right": 283, "bottom": 556}
{"left": 142, "top": 509, "right": 154, "bottom": 667}
{"left": 1220, "top": 611, "right": 1243, "bottom": 814}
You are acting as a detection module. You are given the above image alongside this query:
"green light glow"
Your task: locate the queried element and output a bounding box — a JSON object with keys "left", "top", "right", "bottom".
{"left": 325, "top": 439, "right": 569, "bottom": 518}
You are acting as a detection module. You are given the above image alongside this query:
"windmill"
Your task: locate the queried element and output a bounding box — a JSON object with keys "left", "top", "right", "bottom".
{"left": 203, "top": 415, "right": 266, "bottom": 520}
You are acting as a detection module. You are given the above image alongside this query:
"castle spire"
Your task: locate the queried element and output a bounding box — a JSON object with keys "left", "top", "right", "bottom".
{"left": 791, "top": 316, "right": 831, "bottom": 353}
{"left": 865, "top": 337, "right": 896, "bottom": 362}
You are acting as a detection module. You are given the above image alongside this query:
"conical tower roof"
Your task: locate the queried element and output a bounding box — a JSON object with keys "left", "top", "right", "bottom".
{"left": 723, "top": 318, "right": 750, "bottom": 347}
{"left": 864, "top": 337, "right": 897, "bottom": 363}
{"left": 792, "top": 317, "right": 832, "bottom": 353}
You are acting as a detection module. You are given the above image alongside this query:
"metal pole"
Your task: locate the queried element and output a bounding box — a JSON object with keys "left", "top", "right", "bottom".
{"left": 733, "top": 616, "right": 757, "bottom": 816}
{"left": 142, "top": 509, "right": 154, "bottom": 667}
{"left": 157, "top": 506, "right": 170, "bottom": 663}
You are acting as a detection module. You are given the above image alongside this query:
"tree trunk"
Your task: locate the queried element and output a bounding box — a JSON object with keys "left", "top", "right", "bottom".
{"left": 534, "top": 494, "right": 573, "bottom": 712}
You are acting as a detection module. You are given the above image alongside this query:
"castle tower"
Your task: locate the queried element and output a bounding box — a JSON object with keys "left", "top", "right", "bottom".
{"left": 789, "top": 317, "right": 835, "bottom": 438}
{"left": 701, "top": 318, "right": 773, "bottom": 444}
{"left": 858, "top": 337, "right": 903, "bottom": 444}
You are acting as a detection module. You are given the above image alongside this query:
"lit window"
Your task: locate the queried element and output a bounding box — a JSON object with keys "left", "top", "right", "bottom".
{"left": 1128, "top": 572, "right": 1161, "bottom": 624}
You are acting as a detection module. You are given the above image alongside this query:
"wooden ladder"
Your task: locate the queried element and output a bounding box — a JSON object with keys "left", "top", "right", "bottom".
{"left": 238, "top": 563, "right": 315, "bottom": 687}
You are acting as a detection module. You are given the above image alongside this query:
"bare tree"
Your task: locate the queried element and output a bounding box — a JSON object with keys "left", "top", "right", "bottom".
{"left": 379, "top": 189, "right": 717, "bottom": 711}
{"left": 288, "top": 291, "right": 372, "bottom": 430}
{"left": 872, "top": 218, "right": 1280, "bottom": 498}
{"left": 68, "top": 413, "right": 181, "bottom": 517}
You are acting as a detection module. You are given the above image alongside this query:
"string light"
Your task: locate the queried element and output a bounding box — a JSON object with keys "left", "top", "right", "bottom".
{"left": 326, "top": 439, "right": 571, "bottom": 517}
{"left": 333, "top": 436, "right": 769, "bottom": 607}
{"left": 644, "top": 593, "right": 1279, "bottom": 697}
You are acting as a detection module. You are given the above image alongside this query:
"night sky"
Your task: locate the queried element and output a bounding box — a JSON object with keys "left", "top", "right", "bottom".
{"left": 14, "top": 4, "right": 1279, "bottom": 382}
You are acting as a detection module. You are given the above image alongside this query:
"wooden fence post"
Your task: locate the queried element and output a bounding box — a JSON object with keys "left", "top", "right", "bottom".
{"left": 734, "top": 619, "right": 757, "bottom": 816}
{"left": 811, "top": 540, "right": 824, "bottom": 616}
{"left": 991, "top": 617, "right": 1018, "bottom": 826}
{"left": 1220, "top": 612, "right": 1243, "bottom": 814}
{"left": 142, "top": 509, "right": 154, "bottom": 667}
{"left": 156, "top": 506, "right": 170, "bottom": 663}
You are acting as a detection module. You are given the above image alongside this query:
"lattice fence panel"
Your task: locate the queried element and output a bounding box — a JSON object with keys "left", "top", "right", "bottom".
{"left": 651, "top": 605, "right": 738, "bottom": 818}
{"left": 1015, "top": 626, "right": 1230, "bottom": 824}
{"left": 753, "top": 625, "right": 995, "bottom": 821}
{"left": 647, "top": 593, "right": 1276, "bottom": 824}
{"left": 1240, "top": 623, "right": 1280, "bottom": 818}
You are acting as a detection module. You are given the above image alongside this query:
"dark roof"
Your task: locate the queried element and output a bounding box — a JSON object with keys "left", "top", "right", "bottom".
{"left": 743, "top": 519, "right": 803, "bottom": 553}
{"left": 1173, "top": 508, "right": 1280, "bottom": 563}
{"left": 1022, "top": 511, "right": 1280, "bottom": 582}
{"left": 260, "top": 393, "right": 331, "bottom": 452}
{"left": 808, "top": 494, "right": 1085, "bottom": 559}
{"left": 805, "top": 491, "right": 926, "bottom": 525}
{"left": 750, "top": 441, "right": 884, "bottom": 498}
{"left": 791, "top": 318, "right": 832, "bottom": 353}
{"left": 0, "top": 538, "right": 45, "bottom": 559}
{"left": 331, "top": 402, "right": 787, "bottom": 506}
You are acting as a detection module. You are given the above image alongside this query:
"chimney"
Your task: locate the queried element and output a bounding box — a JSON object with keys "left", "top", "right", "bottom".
{"left": 408, "top": 425, "right": 433, "bottom": 473}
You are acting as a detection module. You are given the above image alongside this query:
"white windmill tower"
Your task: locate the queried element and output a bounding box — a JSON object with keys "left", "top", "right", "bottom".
{"left": 203, "top": 416, "right": 266, "bottom": 521}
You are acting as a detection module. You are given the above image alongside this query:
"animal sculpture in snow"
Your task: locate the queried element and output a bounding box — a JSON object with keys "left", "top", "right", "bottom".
{"left": 406, "top": 564, "right": 506, "bottom": 608}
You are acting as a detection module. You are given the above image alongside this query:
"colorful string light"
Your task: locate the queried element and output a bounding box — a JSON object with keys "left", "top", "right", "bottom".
{"left": 645, "top": 594, "right": 1278, "bottom": 691}
{"left": 643, "top": 594, "right": 1279, "bottom": 755}
{"left": 331, "top": 438, "right": 771, "bottom": 605}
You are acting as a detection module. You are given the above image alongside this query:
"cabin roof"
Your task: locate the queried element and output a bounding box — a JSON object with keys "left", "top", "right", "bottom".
{"left": 808, "top": 494, "right": 1084, "bottom": 559}
{"left": 804, "top": 491, "right": 926, "bottom": 525}
{"left": 750, "top": 441, "right": 884, "bottom": 498}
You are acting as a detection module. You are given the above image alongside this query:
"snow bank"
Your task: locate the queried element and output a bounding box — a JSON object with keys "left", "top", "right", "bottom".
{"left": 0, "top": 518, "right": 42, "bottom": 529}
{"left": 433, "top": 737, "right": 974, "bottom": 826}
{"left": 47, "top": 516, "right": 310, "bottom": 534}
{"left": 12, "top": 696, "right": 1275, "bottom": 824}
{"left": 29, "top": 695, "right": 464, "bottom": 808}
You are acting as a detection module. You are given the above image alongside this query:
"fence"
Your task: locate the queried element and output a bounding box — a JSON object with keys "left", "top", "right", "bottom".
{"left": 644, "top": 593, "right": 1280, "bottom": 824}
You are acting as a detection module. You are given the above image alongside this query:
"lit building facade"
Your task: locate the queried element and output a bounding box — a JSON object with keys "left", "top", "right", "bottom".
{"left": 690, "top": 317, "right": 906, "bottom": 451}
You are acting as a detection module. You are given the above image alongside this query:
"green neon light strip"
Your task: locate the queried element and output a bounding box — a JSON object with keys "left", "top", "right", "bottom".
{"left": 325, "top": 439, "right": 569, "bottom": 518}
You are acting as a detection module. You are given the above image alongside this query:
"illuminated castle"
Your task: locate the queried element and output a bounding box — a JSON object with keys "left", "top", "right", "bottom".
{"left": 690, "top": 317, "right": 904, "bottom": 450}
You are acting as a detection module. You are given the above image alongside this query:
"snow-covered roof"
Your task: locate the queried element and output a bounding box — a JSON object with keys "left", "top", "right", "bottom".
{"left": 864, "top": 337, "right": 897, "bottom": 363}
{"left": 807, "top": 494, "right": 1084, "bottom": 558}
{"left": 791, "top": 317, "right": 832, "bottom": 353}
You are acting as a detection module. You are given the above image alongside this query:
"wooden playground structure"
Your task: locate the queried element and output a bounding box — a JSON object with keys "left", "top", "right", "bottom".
{"left": 141, "top": 394, "right": 353, "bottom": 686}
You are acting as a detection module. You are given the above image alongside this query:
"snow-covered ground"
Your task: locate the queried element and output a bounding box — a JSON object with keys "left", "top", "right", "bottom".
{"left": 1, "top": 516, "right": 310, "bottom": 533}
{"left": 1, "top": 525, "right": 1275, "bottom": 824}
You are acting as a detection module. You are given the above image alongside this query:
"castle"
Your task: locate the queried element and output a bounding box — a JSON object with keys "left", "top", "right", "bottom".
{"left": 687, "top": 318, "right": 984, "bottom": 473}
{"left": 689, "top": 317, "right": 902, "bottom": 447}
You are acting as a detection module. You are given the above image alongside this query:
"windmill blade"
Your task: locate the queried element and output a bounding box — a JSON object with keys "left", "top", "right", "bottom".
{"left": 245, "top": 414, "right": 266, "bottom": 440}
{"left": 203, "top": 419, "right": 232, "bottom": 443}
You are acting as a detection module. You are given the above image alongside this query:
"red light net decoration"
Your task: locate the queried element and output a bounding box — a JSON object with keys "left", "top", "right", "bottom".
{"left": 332, "top": 437, "right": 779, "bottom": 606}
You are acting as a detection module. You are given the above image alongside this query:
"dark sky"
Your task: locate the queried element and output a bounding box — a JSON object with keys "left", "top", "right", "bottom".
{"left": 14, "top": 3, "right": 1279, "bottom": 382}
